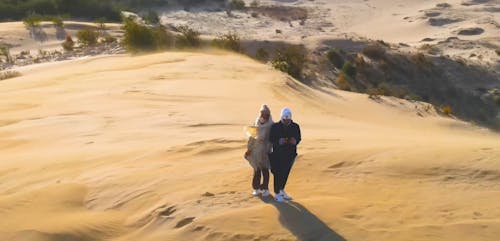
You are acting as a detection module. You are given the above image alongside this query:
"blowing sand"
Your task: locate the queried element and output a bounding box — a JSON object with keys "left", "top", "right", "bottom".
{"left": 0, "top": 51, "right": 499, "bottom": 241}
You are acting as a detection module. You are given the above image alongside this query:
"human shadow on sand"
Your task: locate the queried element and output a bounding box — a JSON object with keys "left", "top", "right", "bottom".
{"left": 260, "top": 196, "right": 347, "bottom": 241}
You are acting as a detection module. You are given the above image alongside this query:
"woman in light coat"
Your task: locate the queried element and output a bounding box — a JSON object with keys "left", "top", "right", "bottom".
{"left": 245, "top": 104, "right": 273, "bottom": 197}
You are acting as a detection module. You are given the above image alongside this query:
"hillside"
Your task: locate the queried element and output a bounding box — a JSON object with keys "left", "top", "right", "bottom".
{"left": 0, "top": 51, "right": 499, "bottom": 241}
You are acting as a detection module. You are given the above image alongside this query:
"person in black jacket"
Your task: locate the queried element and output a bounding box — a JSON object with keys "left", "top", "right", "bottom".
{"left": 269, "top": 107, "right": 301, "bottom": 202}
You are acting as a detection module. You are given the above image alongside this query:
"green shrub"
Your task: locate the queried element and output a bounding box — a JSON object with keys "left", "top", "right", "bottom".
{"left": 122, "top": 18, "right": 174, "bottom": 52}
{"left": 0, "top": 70, "right": 21, "bottom": 80}
{"left": 123, "top": 19, "right": 156, "bottom": 51}
{"left": 212, "top": 32, "right": 241, "bottom": 52}
{"left": 496, "top": 49, "right": 500, "bottom": 56}
{"left": 23, "top": 13, "right": 42, "bottom": 27}
{"left": 326, "top": 48, "right": 344, "bottom": 68}
{"left": 229, "top": 0, "right": 246, "bottom": 10}
{"left": 176, "top": 25, "right": 201, "bottom": 48}
{"left": 77, "top": 28, "right": 99, "bottom": 46}
{"left": 255, "top": 47, "right": 269, "bottom": 62}
{"left": 62, "top": 35, "right": 75, "bottom": 51}
{"left": 342, "top": 61, "right": 356, "bottom": 78}
{"left": 271, "top": 45, "right": 307, "bottom": 79}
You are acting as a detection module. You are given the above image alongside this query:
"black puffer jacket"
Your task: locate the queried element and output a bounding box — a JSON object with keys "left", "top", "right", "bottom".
{"left": 269, "top": 120, "right": 301, "bottom": 161}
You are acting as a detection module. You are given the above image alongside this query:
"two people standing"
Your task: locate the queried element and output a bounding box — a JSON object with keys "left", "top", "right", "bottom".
{"left": 245, "top": 105, "right": 301, "bottom": 202}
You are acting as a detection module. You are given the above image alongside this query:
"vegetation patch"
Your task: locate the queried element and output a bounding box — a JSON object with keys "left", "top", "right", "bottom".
{"left": 212, "top": 32, "right": 242, "bottom": 52}
{"left": 251, "top": 5, "right": 308, "bottom": 22}
{"left": 271, "top": 45, "right": 307, "bottom": 79}
{"left": 0, "top": 70, "right": 21, "bottom": 81}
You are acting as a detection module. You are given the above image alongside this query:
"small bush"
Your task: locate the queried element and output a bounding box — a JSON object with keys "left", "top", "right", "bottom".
{"left": 419, "top": 44, "right": 441, "bottom": 55}
{"left": 124, "top": 21, "right": 156, "bottom": 51}
{"left": 51, "top": 17, "right": 64, "bottom": 27}
{"left": 0, "top": 70, "right": 21, "bottom": 80}
{"left": 411, "top": 52, "right": 433, "bottom": 67}
{"left": 342, "top": 61, "right": 356, "bottom": 78}
{"left": 62, "top": 35, "right": 75, "bottom": 51}
{"left": 122, "top": 18, "right": 174, "bottom": 52}
{"left": 77, "top": 28, "right": 99, "bottom": 46}
{"left": 23, "top": 13, "right": 42, "bottom": 28}
{"left": 250, "top": 0, "right": 260, "bottom": 8}
{"left": 212, "top": 32, "right": 242, "bottom": 52}
{"left": 229, "top": 0, "right": 246, "bottom": 10}
{"left": 0, "top": 45, "right": 12, "bottom": 63}
{"left": 326, "top": 49, "right": 344, "bottom": 68}
{"left": 367, "top": 88, "right": 383, "bottom": 96}
{"left": 255, "top": 47, "right": 269, "bottom": 62}
{"left": 441, "top": 105, "right": 452, "bottom": 115}
{"left": 251, "top": 12, "right": 259, "bottom": 18}
{"left": 362, "top": 44, "right": 386, "bottom": 59}
{"left": 176, "top": 25, "right": 201, "bottom": 48}
{"left": 336, "top": 73, "right": 350, "bottom": 91}
{"left": 271, "top": 45, "right": 307, "bottom": 79}
{"left": 496, "top": 49, "right": 500, "bottom": 56}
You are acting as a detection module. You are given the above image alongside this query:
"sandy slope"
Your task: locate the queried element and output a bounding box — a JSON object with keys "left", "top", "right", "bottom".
{"left": 0, "top": 51, "right": 499, "bottom": 241}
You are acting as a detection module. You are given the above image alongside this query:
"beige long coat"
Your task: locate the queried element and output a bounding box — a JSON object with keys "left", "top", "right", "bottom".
{"left": 245, "top": 117, "right": 273, "bottom": 170}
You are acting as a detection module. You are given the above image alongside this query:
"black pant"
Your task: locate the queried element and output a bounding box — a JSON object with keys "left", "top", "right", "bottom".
{"left": 272, "top": 158, "right": 295, "bottom": 194}
{"left": 252, "top": 168, "right": 269, "bottom": 190}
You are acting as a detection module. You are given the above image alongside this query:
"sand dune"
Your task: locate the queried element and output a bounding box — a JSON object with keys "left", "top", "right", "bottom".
{"left": 0, "top": 51, "right": 499, "bottom": 241}
{"left": 159, "top": 0, "right": 499, "bottom": 65}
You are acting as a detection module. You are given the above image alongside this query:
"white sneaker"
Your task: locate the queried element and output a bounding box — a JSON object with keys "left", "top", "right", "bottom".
{"left": 280, "top": 190, "right": 292, "bottom": 200}
{"left": 252, "top": 189, "right": 260, "bottom": 196}
{"left": 274, "top": 193, "right": 285, "bottom": 202}
{"left": 261, "top": 189, "right": 270, "bottom": 197}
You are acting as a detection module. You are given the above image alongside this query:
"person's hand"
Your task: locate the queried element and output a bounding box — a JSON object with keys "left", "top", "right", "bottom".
{"left": 279, "top": 138, "right": 287, "bottom": 145}
{"left": 289, "top": 137, "right": 297, "bottom": 145}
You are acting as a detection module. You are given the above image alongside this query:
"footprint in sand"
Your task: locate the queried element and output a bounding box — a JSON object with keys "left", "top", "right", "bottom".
{"left": 344, "top": 214, "right": 363, "bottom": 220}
{"left": 158, "top": 205, "right": 177, "bottom": 217}
{"left": 175, "top": 217, "right": 195, "bottom": 228}
{"left": 329, "top": 161, "right": 346, "bottom": 169}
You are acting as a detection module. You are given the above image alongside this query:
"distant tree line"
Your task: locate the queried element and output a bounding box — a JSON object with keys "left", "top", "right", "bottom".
{"left": 0, "top": 0, "right": 225, "bottom": 22}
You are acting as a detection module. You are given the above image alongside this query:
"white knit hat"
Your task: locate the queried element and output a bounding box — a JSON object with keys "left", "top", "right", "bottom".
{"left": 281, "top": 107, "right": 292, "bottom": 120}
